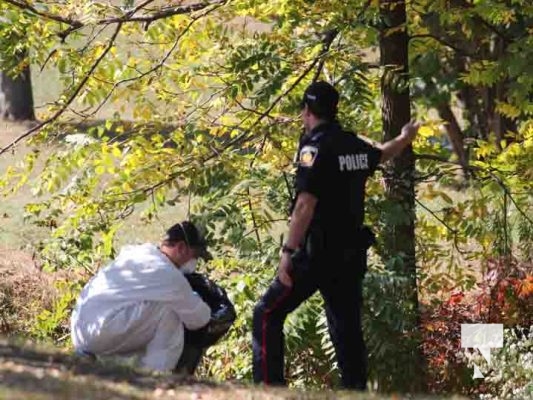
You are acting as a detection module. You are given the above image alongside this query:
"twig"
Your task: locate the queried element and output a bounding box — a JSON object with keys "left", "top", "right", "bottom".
{"left": 127, "top": 0, "right": 157, "bottom": 16}
{"left": 243, "top": 218, "right": 287, "bottom": 238}
{"left": 312, "top": 29, "right": 339, "bottom": 82}
{"left": 246, "top": 43, "right": 335, "bottom": 168}
{"left": 2, "top": 0, "right": 81, "bottom": 26}
{"left": 7, "top": 0, "right": 225, "bottom": 41}
{"left": 490, "top": 171, "right": 533, "bottom": 227}
{"left": 415, "top": 198, "right": 467, "bottom": 255}
{"left": 39, "top": 48, "right": 57, "bottom": 72}
{"left": 108, "top": 0, "right": 226, "bottom": 24}
{"left": 409, "top": 34, "right": 478, "bottom": 58}
{"left": 247, "top": 188, "right": 262, "bottom": 251}
{"left": 86, "top": 7, "right": 211, "bottom": 117}
{"left": 78, "top": 25, "right": 110, "bottom": 56}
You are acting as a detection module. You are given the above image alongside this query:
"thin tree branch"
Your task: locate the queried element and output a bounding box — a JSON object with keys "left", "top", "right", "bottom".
{"left": 2, "top": 0, "right": 81, "bottom": 26}
{"left": 410, "top": 34, "right": 478, "bottom": 58}
{"left": 127, "top": 0, "right": 157, "bottom": 16}
{"left": 0, "top": 23, "right": 123, "bottom": 155}
{"left": 107, "top": 0, "right": 226, "bottom": 24}
{"left": 247, "top": 188, "right": 262, "bottom": 251}
{"left": 249, "top": 28, "right": 341, "bottom": 168}
{"left": 416, "top": 154, "right": 533, "bottom": 227}
{"left": 415, "top": 198, "right": 468, "bottom": 255}
{"left": 7, "top": 0, "right": 226, "bottom": 41}
{"left": 243, "top": 218, "right": 287, "bottom": 238}
{"left": 312, "top": 28, "right": 339, "bottom": 82}
{"left": 39, "top": 48, "right": 57, "bottom": 72}
{"left": 472, "top": 15, "right": 512, "bottom": 44}
{"left": 312, "top": 0, "right": 372, "bottom": 82}
{"left": 91, "top": 7, "right": 203, "bottom": 92}
{"left": 79, "top": 25, "right": 110, "bottom": 56}
{"left": 497, "top": 175, "right": 533, "bottom": 227}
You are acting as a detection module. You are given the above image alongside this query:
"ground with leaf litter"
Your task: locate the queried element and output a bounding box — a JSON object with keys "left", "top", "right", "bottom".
{"left": 0, "top": 336, "right": 472, "bottom": 400}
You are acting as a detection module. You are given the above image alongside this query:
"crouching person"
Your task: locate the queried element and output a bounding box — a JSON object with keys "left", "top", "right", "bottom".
{"left": 70, "top": 221, "right": 222, "bottom": 372}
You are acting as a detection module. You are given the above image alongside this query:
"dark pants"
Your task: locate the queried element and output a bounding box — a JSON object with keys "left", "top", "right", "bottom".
{"left": 252, "top": 249, "right": 367, "bottom": 390}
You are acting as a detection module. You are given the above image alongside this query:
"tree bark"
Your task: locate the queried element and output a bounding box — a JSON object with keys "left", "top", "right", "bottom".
{"left": 379, "top": 0, "right": 424, "bottom": 391}
{"left": 436, "top": 102, "right": 469, "bottom": 174}
{"left": 0, "top": 51, "right": 35, "bottom": 121}
{"left": 379, "top": 0, "right": 416, "bottom": 303}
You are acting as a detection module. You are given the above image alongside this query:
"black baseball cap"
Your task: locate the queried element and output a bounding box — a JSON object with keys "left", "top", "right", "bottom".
{"left": 164, "top": 221, "right": 212, "bottom": 260}
{"left": 300, "top": 81, "right": 339, "bottom": 120}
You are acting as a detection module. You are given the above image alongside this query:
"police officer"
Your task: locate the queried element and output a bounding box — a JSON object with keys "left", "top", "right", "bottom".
{"left": 252, "top": 81, "right": 419, "bottom": 390}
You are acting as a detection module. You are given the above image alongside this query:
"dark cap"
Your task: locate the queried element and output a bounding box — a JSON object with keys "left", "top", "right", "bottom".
{"left": 164, "top": 221, "right": 212, "bottom": 261}
{"left": 300, "top": 81, "right": 339, "bottom": 120}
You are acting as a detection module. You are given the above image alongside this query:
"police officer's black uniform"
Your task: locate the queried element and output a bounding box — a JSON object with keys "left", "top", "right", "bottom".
{"left": 252, "top": 114, "right": 382, "bottom": 389}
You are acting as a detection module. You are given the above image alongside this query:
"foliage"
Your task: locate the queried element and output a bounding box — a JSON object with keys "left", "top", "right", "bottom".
{"left": 0, "top": 0, "right": 531, "bottom": 394}
{"left": 421, "top": 256, "right": 532, "bottom": 396}
{"left": 31, "top": 279, "right": 81, "bottom": 340}
{"left": 473, "top": 326, "right": 533, "bottom": 400}
{"left": 363, "top": 268, "right": 424, "bottom": 392}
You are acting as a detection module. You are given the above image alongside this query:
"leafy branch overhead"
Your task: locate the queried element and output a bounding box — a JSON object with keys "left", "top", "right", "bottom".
{"left": 0, "top": 0, "right": 531, "bottom": 394}
{"left": 3, "top": 0, "right": 228, "bottom": 35}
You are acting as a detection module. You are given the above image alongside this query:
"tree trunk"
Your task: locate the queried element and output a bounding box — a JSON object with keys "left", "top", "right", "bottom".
{"left": 379, "top": 0, "right": 424, "bottom": 391}
{"left": 436, "top": 102, "right": 469, "bottom": 175}
{"left": 0, "top": 51, "right": 35, "bottom": 121}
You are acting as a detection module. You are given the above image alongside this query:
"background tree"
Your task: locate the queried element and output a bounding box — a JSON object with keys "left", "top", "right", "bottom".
{"left": 375, "top": 0, "right": 424, "bottom": 392}
{"left": 0, "top": 14, "right": 35, "bottom": 121}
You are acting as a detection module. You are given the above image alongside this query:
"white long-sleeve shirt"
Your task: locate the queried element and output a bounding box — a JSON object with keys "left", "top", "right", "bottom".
{"left": 71, "top": 243, "right": 211, "bottom": 371}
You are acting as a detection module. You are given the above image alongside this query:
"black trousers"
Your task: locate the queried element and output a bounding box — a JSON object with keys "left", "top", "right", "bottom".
{"left": 252, "top": 250, "right": 367, "bottom": 390}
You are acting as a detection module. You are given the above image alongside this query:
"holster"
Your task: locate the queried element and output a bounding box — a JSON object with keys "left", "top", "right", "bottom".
{"left": 289, "top": 225, "right": 376, "bottom": 279}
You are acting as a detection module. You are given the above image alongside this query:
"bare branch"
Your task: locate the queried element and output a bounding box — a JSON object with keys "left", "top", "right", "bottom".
{"left": 0, "top": 23, "right": 123, "bottom": 155}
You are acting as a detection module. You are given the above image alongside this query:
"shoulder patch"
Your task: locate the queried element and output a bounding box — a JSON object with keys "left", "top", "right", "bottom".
{"left": 299, "top": 145, "right": 318, "bottom": 167}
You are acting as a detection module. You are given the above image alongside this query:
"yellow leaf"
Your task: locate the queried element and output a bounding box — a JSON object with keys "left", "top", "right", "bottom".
{"left": 418, "top": 125, "right": 435, "bottom": 138}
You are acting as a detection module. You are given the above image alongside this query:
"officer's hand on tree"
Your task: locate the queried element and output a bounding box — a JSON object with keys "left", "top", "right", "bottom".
{"left": 400, "top": 120, "right": 420, "bottom": 143}
{"left": 278, "top": 253, "right": 293, "bottom": 288}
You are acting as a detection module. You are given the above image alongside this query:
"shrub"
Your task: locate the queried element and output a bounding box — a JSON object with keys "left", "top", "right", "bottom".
{"left": 470, "top": 326, "right": 532, "bottom": 400}
{"left": 421, "top": 257, "right": 532, "bottom": 396}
